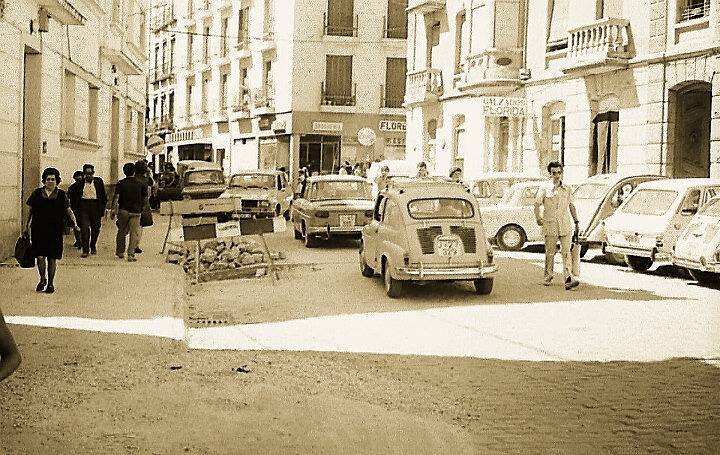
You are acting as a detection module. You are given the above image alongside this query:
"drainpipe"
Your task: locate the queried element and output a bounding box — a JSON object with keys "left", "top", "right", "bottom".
{"left": 659, "top": 52, "right": 667, "bottom": 176}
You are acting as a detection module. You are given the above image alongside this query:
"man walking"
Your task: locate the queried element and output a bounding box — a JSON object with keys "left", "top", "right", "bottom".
{"left": 76, "top": 164, "right": 107, "bottom": 257}
{"left": 67, "top": 170, "right": 84, "bottom": 249}
{"left": 110, "top": 163, "right": 147, "bottom": 262}
{"left": 534, "top": 161, "right": 580, "bottom": 290}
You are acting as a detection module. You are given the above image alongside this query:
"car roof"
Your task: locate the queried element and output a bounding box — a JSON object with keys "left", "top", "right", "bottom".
{"left": 508, "top": 180, "right": 548, "bottom": 189}
{"left": 575, "top": 173, "right": 667, "bottom": 186}
{"left": 306, "top": 175, "right": 369, "bottom": 183}
{"left": 469, "top": 172, "right": 544, "bottom": 181}
{"left": 635, "top": 178, "right": 720, "bottom": 191}
{"left": 383, "top": 178, "right": 474, "bottom": 197}
{"left": 230, "top": 170, "right": 280, "bottom": 176}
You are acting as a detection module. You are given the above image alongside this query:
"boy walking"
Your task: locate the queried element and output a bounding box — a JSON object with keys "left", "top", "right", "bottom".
{"left": 110, "top": 163, "right": 147, "bottom": 262}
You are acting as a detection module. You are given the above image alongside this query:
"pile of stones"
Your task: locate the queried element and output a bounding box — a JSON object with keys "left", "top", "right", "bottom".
{"left": 166, "top": 237, "right": 283, "bottom": 276}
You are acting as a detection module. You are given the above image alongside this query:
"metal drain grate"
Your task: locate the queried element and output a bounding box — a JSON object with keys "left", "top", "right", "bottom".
{"left": 187, "top": 313, "right": 235, "bottom": 327}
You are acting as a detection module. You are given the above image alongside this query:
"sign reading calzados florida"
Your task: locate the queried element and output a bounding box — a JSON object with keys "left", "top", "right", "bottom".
{"left": 482, "top": 97, "right": 527, "bottom": 117}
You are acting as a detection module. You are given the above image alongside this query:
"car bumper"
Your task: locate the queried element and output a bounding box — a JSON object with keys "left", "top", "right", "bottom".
{"left": 307, "top": 225, "right": 364, "bottom": 237}
{"left": 672, "top": 256, "right": 720, "bottom": 273}
{"left": 395, "top": 263, "right": 499, "bottom": 281}
{"left": 604, "top": 244, "right": 670, "bottom": 261}
{"left": 231, "top": 209, "right": 274, "bottom": 219}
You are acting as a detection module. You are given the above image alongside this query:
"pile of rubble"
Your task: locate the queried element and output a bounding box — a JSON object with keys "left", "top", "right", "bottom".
{"left": 166, "top": 237, "right": 283, "bottom": 277}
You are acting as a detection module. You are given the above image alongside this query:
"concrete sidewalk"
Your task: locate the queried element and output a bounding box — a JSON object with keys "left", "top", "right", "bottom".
{"left": 1, "top": 213, "right": 184, "bottom": 330}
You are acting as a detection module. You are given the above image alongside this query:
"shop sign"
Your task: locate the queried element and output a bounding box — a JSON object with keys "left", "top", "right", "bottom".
{"left": 386, "top": 136, "right": 406, "bottom": 147}
{"left": 379, "top": 120, "right": 406, "bottom": 132}
{"left": 482, "top": 97, "right": 526, "bottom": 117}
{"left": 357, "top": 127, "right": 377, "bottom": 146}
{"left": 312, "top": 121, "right": 343, "bottom": 132}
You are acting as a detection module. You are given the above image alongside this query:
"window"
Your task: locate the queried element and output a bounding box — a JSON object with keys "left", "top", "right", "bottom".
{"left": 454, "top": 11, "right": 468, "bottom": 72}
{"left": 263, "top": 0, "right": 274, "bottom": 38}
{"left": 700, "top": 197, "right": 720, "bottom": 216}
{"left": 596, "top": 0, "right": 623, "bottom": 19}
{"left": 220, "top": 17, "right": 228, "bottom": 56}
{"left": 124, "top": 106, "right": 133, "bottom": 151}
{"left": 325, "top": 0, "right": 356, "bottom": 37}
{"left": 161, "top": 41, "right": 167, "bottom": 70}
{"left": 169, "top": 38, "right": 175, "bottom": 71}
{"left": 308, "top": 180, "right": 371, "bottom": 200}
{"left": 680, "top": 189, "right": 702, "bottom": 215}
{"left": 154, "top": 45, "right": 160, "bottom": 73}
{"left": 383, "top": 58, "right": 406, "bottom": 108}
{"left": 202, "top": 71, "right": 211, "bottom": 113}
{"left": 229, "top": 174, "right": 276, "bottom": 188}
{"left": 220, "top": 73, "right": 228, "bottom": 109}
{"left": 187, "top": 34, "right": 194, "bottom": 67}
{"left": 238, "top": 7, "right": 249, "bottom": 45}
{"left": 186, "top": 77, "right": 194, "bottom": 118}
{"left": 202, "top": 26, "right": 210, "bottom": 61}
{"left": 591, "top": 111, "right": 618, "bottom": 176}
{"left": 136, "top": 110, "right": 143, "bottom": 153}
{"left": 323, "top": 55, "right": 354, "bottom": 105}
{"left": 552, "top": 115, "right": 565, "bottom": 164}
{"left": 62, "top": 71, "right": 76, "bottom": 136}
{"left": 168, "top": 91, "right": 174, "bottom": 119}
{"left": 385, "top": 0, "right": 407, "bottom": 39}
{"left": 547, "top": 0, "right": 569, "bottom": 51}
{"left": 88, "top": 85, "right": 99, "bottom": 142}
{"left": 427, "top": 22, "right": 440, "bottom": 68}
{"left": 622, "top": 190, "right": 677, "bottom": 216}
{"left": 383, "top": 200, "right": 402, "bottom": 226}
{"left": 678, "top": 0, "right": 710, "bottom": 22}
{"left": 408, "top": 198, "right": 474, "bottom": 219}
{"left": 470, "top": 3, "right": 490, "bottom": 55}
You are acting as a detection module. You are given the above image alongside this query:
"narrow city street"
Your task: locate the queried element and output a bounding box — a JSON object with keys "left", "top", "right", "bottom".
{"left": 1, "top": 216, "right": 719, "bottom": 453}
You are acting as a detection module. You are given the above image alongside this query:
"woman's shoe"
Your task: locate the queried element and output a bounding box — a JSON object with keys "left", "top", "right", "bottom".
{"left": 44, "top": 284, "right": 55, "bottom": 294}
{"left": 36, "top": 279, "right": 47, "bottom": 292}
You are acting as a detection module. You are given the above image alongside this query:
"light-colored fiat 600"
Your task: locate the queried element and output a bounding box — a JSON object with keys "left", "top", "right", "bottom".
{"left": 672, "top": 196, "right": 720, "bottom": 284}
{"left": 291, "top": 175, "right": 374, "bottom": 247}
{"left": 359, "top": 178, "right": 498, "bottom": 298}
{"left": 603, "top": 178, "right": 720, "bottom": 271}
{"left": 479, "top": 180, "right": 546, "bottom": 250}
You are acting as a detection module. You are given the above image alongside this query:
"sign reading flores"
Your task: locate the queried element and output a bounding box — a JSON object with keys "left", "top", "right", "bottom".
{"left": 482, "top": 97, "right": 526, "bottom": 117}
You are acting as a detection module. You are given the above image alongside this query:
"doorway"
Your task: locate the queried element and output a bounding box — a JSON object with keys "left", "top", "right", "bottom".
{"left": 299, "top": 135, "right": 341, "bottom": 175}
{"left": 590, "top": 111, "right": 618, "bottom": 176}
{"left": 672, "top": 83, "right": 711, "bottom": 178}
{"left": 21, "top": 47, "right": 42, "bottom": 224}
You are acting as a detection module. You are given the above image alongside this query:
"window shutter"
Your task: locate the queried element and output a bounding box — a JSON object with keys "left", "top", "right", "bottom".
{"left": 385, "top": 58, "right": 406, "bottom": 107}
{"left": 547, "top": 0, "right": 569, "bottom": 44}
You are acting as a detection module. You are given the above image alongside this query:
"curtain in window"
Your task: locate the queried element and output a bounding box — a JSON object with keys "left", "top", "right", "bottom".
{"left": 547, "top": 0, "right": 568, "bottom": 44}
{"left": 326, "top": 55, "right": 352, "bottom": 98}
{"left": 385, "top": 58, "right": 406, "bottom": 107}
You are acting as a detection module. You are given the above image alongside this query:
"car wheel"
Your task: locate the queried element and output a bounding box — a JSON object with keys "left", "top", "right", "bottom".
{"left": 625, "top": 255, "right": 653, "bottom": 272}
{"left": 359, "top": 247, "right": 374, "bottom": 277}
{"left": 293, "top": 227, "right": 302, "bottom": 239}
{"left": 605, "top": 252, "right": 627, "bottom": 266}
{"left": 383, "top": 259, "right": 403, "bottom": 298}
{"left": 473, "top": 278, "right": 494, "bottom": 295}
{"left": 303, "top": 226, "right": 317, "bottom": 248}
{"left": 284, "top": 209, "right": 290, "bottom": 221}
{"left": 688, "top": 269, "right": 718, "bottom": 284}
{"left": 275, "top": 205, "right": 282, "bottom": 217}
{"left": 496, "top": 225, "right": 526, "bottom": 251}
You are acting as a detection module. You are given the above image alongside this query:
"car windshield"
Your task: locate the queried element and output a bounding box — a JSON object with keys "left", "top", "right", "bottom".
{"left": 499, "top": 184, "right": 538, "bottom": 204}
{"left": 574, "top": 183, "right": 608, "bottom": 199}
{"left": 185, "top": 170, "right": 225, "bottom": 185}
{"left": 408, "top": 198, "right": 475, "bottom": 219}
{"left": 621, "top": 189, "right": 677, "bottom": 216}
{"left": 700, "top": 198, "right": 720, "bottom": 216}
{"left": 229, "top": 174, "right": 275, "bottom": 189}
{"left": 307, "top": 180, "right": 372, "bottom": 200}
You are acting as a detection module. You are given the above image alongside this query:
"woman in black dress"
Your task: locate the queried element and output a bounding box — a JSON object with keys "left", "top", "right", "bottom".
{"left": 25, "top": 168, "right": 80, "bottom": 294}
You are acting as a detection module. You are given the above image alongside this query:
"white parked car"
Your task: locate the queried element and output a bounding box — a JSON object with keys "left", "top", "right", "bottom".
{"left": 468, "top": 172, "right": 545, "bottom": 208}
{"left": 479, "top": 180, "right": 546, "bottom": 250}
{"left": 672, "top": 196, "right": 720, "bottom": 284}
{"left": 603, "top": 178, "right": 720, "bottom": 271}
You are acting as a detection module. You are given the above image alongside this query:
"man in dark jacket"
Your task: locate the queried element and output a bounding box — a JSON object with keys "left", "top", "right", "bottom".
{"left": 67, "top": 170, "right": 84, "bottom": 249}
{"left": 110, "top": 163, "right": 147, "bottom": 262}
{"left": 71, "top": 163, "right": 108, "bottom": 257}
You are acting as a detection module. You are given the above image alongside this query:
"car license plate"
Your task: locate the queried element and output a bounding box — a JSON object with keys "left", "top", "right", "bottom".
{"left": 339, "top": 214, "right": 355, "bottom": 227}
{"left": 436, "top": 236, "right": 461, "bottom": 257}
{"left": 625, "top": 233, "right": 639, "bottom": 243}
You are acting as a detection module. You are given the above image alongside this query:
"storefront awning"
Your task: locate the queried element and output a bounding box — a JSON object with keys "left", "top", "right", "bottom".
{"left": 38, "top": 0, "right": 85, "bottom": 25}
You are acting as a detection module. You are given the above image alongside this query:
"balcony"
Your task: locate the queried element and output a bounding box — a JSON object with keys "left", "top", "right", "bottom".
{"left": 151, "top": 4, "right": 175, "bottom": 32}
{"left": 404, "top": 68, "right": 442, "bottom": 107}
{"left": 455, "top": 49, "right": 523, "bottom": 96}
{"left": 562, "top": 18, "right": 634, "bottom": 76}
{"left": 323, "top": 12, "right": 358, "bottom": 37}
{"left": 320, "top": 82, "right": 357, "bottom": 112}
{"left": 38, "top": 0, "right": 85, "bottom": 25}
{"left": 157, "top": 115, "right": 174, "bottom": 131}
{"left": 406, "top": 0, "right": 445, "bottom": 14}
{"left": 151, "top": 65, "right": 175, "bottom": 83}
{"left": 251, "top": 87, "right": 275, "bottom": 116}
{"left": 230, "top": 91, "right": 251, "bottom": 119}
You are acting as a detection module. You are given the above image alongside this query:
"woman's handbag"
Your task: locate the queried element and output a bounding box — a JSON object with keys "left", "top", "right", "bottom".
{"left": 14, "top": 233, "right": 35, "bottom": 268}
{"left": 140, "top": 206, "right": 154, "bottom": 227}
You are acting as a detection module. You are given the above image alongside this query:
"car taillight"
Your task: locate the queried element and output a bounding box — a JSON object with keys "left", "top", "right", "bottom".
{"left": 656, "top": 235, "right": 664, "bottom": 248}
{"left": 315, "top": 210, "right": 329, "bottom": 218}
{"left": 364, "top": 210, "right": 373, "bottom": 218}
{"left": 715, "top": 249, "right": 720, "bottom": 262}
{"left": 485, "top": 240, "right": 494, "bottom": 264}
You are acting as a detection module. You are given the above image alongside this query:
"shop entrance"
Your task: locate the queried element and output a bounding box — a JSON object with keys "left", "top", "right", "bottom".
{"left": 179, "top": 143, "right": 213, "bottom": 162}
{"left": 671, "top": 83, "right": 711, "bottom": 178}
{"left": 590, "top": 111, "right": 618, "bottom": 176}
{"left": 299, "top": 134, "right": 341, "bottom": 175}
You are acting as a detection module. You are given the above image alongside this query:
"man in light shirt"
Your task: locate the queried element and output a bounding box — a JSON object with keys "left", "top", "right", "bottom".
{"left": 534, "top": 161, "right": 580, "bottom": 290}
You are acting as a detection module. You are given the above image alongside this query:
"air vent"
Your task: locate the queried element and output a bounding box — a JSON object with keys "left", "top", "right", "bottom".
{"left": 450, "top": 226, "right": 476, "bottom": 253}
{"left": 417, "top": 226, "right": 443, "bottom": 254}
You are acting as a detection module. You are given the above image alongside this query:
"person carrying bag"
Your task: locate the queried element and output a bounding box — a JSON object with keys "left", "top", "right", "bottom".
{"left": 14, "top": 232, "right": 35, "bottom": 269}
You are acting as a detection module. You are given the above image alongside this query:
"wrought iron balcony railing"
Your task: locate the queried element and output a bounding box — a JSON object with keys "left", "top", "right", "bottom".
{"left": 321, "top": 82, "right": 357, "bottom": 106}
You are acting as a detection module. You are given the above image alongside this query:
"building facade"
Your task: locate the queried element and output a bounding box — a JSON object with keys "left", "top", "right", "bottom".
{"left": 160, "top": 0, "right": 407, "bottom": 183}
{"left": 405, "top": 0, "right": 720, "bottom": 183}
{"left": 0, "top": 0, "right": 147, "bottom": 258}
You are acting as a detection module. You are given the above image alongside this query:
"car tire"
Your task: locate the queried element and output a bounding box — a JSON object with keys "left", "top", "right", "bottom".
{"left": 473, "top": 278, "right": 494, "bottom": 295}
{"left": 359, "top": 248, "right": 374, "bottom": 277}
{"left": 284, "top": 210, "right": 290, "bottom": 221}
{"left": 293, "top": 227, "right": 302, "bottom": 240}
{"left": 496, "top": 225, "right": 526, "bottom": 251}
{"left": 688, "top": 269, "right": 718, "bottom": 284}
{"left": 383, "top": 259, "right": 403, "bottom": 298}
{"left": 625, "top": 255, "right": 653, "bottom": 272}
{"left": 303, "top": 227, "right": 317, "bottom": 248}
{"left": 605, "top": 252, "right": 627, "bottom": 266}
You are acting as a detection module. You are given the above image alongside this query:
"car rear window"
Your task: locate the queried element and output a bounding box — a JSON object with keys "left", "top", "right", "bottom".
{"left": 308, "top": 180, "right": 372, "bottom": 200}
{"left": 573, "top": 183, "right": 608, "bottom": 199}
{"left": 700, "top": 198, "right": 720, "bottom": 216}
{"left": 185, "top": 171, "right": 225, "bottom": 185}
{"left": 408, "top": 198, "right": 474, "bottom": 219}
{"left": 621, "top": 189, "right": 677, "bottom": 216}
{"left": 229, "top": 174, "right": 275, "bottom": 189}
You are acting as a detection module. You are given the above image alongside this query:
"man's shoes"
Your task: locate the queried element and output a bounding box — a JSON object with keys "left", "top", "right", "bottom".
{"left": 36, "top": 279, "right": 47, "bottom": 292}
{"left": 127, "top": 256, "right": 137, "bottom": 262}
{"left": 543, "top": 276, "right": 553, "bottom": 286}
{"left": 116, "top": 253, "right": 125, "bottom": 259}
{"left": 134, "top": 247, "right": 142, "bottom": 254}
{"left": 73, "top": 242, "right": 81, "bottom": 249}
{"left": 44, "top": 284, "right": 55, "bottom": 294}
{"left": 90, "top": 247, "right": 97, "bottom": 255}
{"left": 565, "top": 278, "right": 580, "bottom": 290}
{"left": 81, "top": 252, "right": 89, "bottom": 258}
